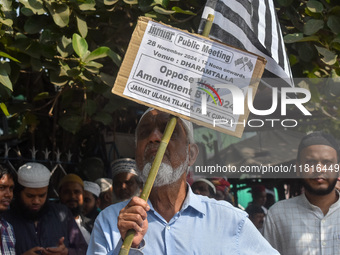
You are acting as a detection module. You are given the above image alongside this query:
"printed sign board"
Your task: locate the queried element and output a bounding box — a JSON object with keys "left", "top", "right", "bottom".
{"left": 112, "top": 17, "right": 266, "bottom": 137}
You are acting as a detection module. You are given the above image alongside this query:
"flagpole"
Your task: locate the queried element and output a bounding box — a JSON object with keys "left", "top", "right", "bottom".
{"left": 202, "top": 14, "right": 214, "bottom": 37}
{"left": 118, "top": 15, "right": 214, "bottom": 255}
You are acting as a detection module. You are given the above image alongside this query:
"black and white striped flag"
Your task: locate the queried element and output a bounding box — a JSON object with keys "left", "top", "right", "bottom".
{"left": 199, "top": 0, "right": 294, "bottom": 88}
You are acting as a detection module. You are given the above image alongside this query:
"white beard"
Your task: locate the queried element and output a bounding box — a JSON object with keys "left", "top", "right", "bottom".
{"left": 141, "top": 154, "right": 189, "bottom": 187}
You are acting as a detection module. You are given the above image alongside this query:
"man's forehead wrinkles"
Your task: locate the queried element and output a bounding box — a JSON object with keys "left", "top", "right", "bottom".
{"left": 139, "top": 113, "right": 184, "bottom": 131}
{"left": 25, "top": 191, "right": 47, "bottom": 196}
{"left": 141, "top": 112, "right": 169, "bottom": 123}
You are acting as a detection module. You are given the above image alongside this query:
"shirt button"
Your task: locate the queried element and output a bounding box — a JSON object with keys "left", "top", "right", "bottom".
{"left": 322, "top": 219, "right": 325, "bottom": 223}
{"left": 166, "top": 225, "right": 170, "bottom": 230}
{"left": 322, "top": 242, "right": 326, "bottom": 246}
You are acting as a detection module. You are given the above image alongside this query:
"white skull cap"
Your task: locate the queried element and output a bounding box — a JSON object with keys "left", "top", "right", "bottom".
{"left": 137, "top": 108, "right": 195, "bottom": 144}
{"left": 192, "top": 178, "right": 216, "bottom": 194}
{"left": 84, "top": 181, "right": 101, "bottom": 197}
{"left": 111, "top": 158, "right": 139, "bottom": 179}
{"left": 95, "top": 178, "right": 112, "bottom": 193}
{"left": 18, "top": 162, "right": 51, "bottom": 188}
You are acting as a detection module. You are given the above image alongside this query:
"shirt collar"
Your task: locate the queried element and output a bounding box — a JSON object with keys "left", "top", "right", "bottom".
{"left": 180, "top": 184, "right": 206, "bottom": 216}
{"left": 301, "top": 189, "right": 340, "bottom": 213}
{"left": 147, "top": 184, "right": 206, "bottom": 216}
{"left": 328, "top": 189, "right": 340, "bottom": 210}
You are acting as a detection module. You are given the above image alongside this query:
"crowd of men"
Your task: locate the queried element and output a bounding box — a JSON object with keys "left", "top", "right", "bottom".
{"left": 1, "top": 108, "right": 339, "bottom": 255}
{"left": 0, "top": 157, "right": 142, "bottom": 254}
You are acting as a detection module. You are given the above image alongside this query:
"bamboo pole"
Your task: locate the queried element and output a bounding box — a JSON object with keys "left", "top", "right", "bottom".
{"left": 119, "top": 116, "right": 177, "bottom": 255}
{"left": 118, "top": 14, "right": 214, "bottom": 255}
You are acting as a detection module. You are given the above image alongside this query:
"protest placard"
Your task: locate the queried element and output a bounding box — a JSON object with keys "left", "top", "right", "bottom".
{"left": 113, "top": 17, "right": 266, "bottom": 138}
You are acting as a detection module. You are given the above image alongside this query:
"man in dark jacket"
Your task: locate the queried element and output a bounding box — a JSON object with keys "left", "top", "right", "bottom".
{"left": 4, "top": 162, "right": 87, "bottom": 255}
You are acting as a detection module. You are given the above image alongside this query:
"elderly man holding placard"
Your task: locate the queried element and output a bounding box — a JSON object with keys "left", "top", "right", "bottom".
{"left": 87, "top": 108, "right": 278, "bottom": 254}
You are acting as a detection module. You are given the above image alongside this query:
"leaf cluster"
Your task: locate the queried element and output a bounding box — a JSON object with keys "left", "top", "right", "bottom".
{"left": 0, "top": 0, "right": 339, "bottom": 148}
{"left": 275, "top": 0, "right": 340, "bottom": 133}
{"left": 0, "top": 0, "right": 204, "bottom": 147}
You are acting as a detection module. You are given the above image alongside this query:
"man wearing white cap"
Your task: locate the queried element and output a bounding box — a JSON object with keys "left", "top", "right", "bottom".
{"left": 264, "top": 132, "right": 340, "bottom": 255}
{"left": 95, "top": 178, "right": 114, "bottom": 210}
{"left": 191, "top": 178, "right": 216, "bottom": 198}
{"left": 4, "top": 162, "right": 87, "bottom": 255}
{"left": 88, "top": 108, "right": 279, "bottom": 254}
{"left": 83, "top": 181, "right": 101, "bottom": 224}
{"left": 111, "top": 158, "right": 142, "bottom": 203}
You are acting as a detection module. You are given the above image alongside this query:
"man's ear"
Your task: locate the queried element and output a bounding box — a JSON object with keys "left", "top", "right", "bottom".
{"left": 188, "top": 143, "right": 199, "bottom": 167}
{"left": 103, "top": 191, "right": 112, "bottom": 202}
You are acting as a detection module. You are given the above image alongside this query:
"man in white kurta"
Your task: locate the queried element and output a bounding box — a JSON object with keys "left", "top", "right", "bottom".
{"left": 264, "top": 131, "right": 340, "bottom": 255}
{"left": 264, "top": 190, "right": 340, "bottom": 255}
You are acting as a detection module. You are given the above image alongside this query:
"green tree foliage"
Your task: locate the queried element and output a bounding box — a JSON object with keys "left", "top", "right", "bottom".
{"left": 0, "top": 0, "right": 339, "bottom": 150}
{"left": 0, "top": 0, "right": 204, "bottom": 152}
{"left": 275, "top": 0, "right": 340, "bottom": 134}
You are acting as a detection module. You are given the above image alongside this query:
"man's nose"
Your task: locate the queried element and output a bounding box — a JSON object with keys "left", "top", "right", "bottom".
{"left": 317, "top": 162, "right": 328, "bottom": 172}
{"left": 33, "top": 197, "right": 40, "bottom": 204}
{"left": 72, "top": 191, "right": 79, "bottom": 199}
{"left": 4, "top": 188, "right": 12, "bottom": 198}
{"left": 148, "top": 128, "right": 163, "bottom": 142}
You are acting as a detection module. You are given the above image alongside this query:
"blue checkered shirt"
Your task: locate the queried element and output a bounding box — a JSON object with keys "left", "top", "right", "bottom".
{"left": 0, "top": 218, "right": 15, "bottom": 255}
